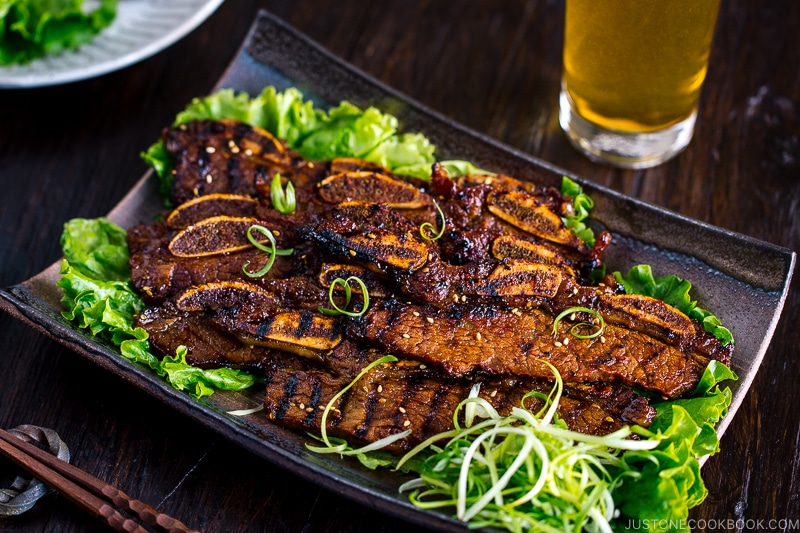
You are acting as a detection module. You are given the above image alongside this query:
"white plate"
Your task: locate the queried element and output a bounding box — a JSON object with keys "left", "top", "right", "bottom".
{"left": 0, "top": 0, "right": 224, "bottom": 88}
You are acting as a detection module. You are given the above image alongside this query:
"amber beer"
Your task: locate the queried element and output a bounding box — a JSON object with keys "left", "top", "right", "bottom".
{"left": 560, "top": 0, "right": 721, "bottom": 168}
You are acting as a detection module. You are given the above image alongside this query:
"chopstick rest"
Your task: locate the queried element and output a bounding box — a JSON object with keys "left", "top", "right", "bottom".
{"left": 0, "top": 424, "right": 70, "bottom": 516}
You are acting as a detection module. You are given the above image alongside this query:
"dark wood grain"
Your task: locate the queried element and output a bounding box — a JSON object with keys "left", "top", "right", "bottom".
{"left": 0, "top": 1, "right": 797, "bottom": 532}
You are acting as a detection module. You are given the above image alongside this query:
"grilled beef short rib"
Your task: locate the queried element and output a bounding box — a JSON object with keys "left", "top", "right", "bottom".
{"left": 129, "top": 119, "right": 732, "bottom": 451}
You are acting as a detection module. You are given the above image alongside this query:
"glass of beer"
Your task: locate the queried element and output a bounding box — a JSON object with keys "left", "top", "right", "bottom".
{"left": 559, "top": 0, "right": 721, "bottom": 169}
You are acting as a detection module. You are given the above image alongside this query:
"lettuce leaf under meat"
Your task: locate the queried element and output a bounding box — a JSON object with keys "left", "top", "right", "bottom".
{"left": 613, "top": 361, "right": 736, "bottom": 532}
{"left": 0, "top": 0, "right": 117, "bottom": 65}
{"left": 57, "top": 218, "right": 257, "bottom": 398}
{"left": 560, "top": 176, "right": 596, "bottom": 247}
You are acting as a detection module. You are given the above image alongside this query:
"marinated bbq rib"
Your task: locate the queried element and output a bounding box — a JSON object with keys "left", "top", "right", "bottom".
{"left": 129, "top": 119, "right": 731, "bottom": 451}
{"left": 165, "top": 119, "right": 326, "bottom": 205}
{"left": 348, "top": 300, "right": 707, "bottom": 399}
{"left": 138, "top": 304, "right": 656, "bottom": 453}
{"left": 261, "top": 358, "right": 656, "bottom": 453}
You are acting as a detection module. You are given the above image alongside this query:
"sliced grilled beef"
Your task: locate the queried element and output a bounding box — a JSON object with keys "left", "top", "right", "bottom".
{"left": 127, "top": 214, "right": 324, "bottom": 306}
{"left": 136, "top": 303, "right": 273, "bottom": 370}
{"left": 127, "top": 118, "right": 733, "bottom": 452}
{"left": 164, "top": 119, "right": 324, "bottom": 205}
{"left": 302, "top": 204, "right": 730, "bottom": 364}
{"left": 348, "top": 299, "right": 707, "bottom": 399}
{"left": 263, "top": 356, "right": 655, "bottom": 453}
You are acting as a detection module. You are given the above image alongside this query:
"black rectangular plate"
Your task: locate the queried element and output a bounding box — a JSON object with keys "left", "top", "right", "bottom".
{"left": 0, "top": 10, "right": 795, "bottom": 533}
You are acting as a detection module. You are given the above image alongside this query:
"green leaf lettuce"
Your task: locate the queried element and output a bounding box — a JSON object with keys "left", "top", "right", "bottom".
{"left": 0, "top": 0, "right": 117, "bottom": 65}
{"left": 58, "top": 218, "right": 257, "bottom": 398}
{"left": 560, "top": 176, "right": 596, "bottom": 247}
{"left": 612, "top": 361, "right": 736, "bottom": 531}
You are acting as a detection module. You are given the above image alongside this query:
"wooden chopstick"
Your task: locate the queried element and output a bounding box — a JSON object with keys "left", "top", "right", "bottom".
{"left": 0, "top": 428, "right": 198, "bottom": 533}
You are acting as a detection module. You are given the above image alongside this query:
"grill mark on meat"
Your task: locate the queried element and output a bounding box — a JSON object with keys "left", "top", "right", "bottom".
{"left": 420, "top": 379, "right": 452, "bottom": 436}
{"left": 296, "top": 312, "right": 314, "bottom": 336}
{"left": 305, "top": 376, "right": 323, "bottom": 426}
{"left": 213, "top": 306, "right": 343, "bottom": 359}
{"left": 275, "top": 374, "right": 299, "bottom": 421}
{"left": 255, "top": 316, "right": 276, "bottom": 338}
{"left": 355, "top": 388, "right": 378, "bottom": 440}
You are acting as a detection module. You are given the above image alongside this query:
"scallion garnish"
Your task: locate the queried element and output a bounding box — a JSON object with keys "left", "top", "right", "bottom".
{"left": 552, "top": 306, "right": 605, "bottom": 339}
{"left": 271, "top": 173, "right": 296, "bottom": 214}
{"left": 226, "top": 405, "right": 264, "bottom": 416}
{"left": 419, "top": 199, "right": 446, "bottom": 241}
{"left": 242, "top": 224, "right": 294, "bottom": 278}
{"left": 318, "top": 276, "right": 370, "bottom": 317}
{"left": 396, "top": 362, "right": 657, "bottom": 531}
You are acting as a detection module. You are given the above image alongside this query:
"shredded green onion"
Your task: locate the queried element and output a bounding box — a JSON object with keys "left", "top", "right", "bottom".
{"left": 396, "top": 362, "right": 657, "bottom": 532}
{"left": 270, "top": 173, "right": 296, "bottom": 214}
{"left": 420, "top": 199, "right": 446, "bottom": 241}
{"left": 318, "top": 276, "right": 370, "bottom": 317}
{"left": 227, "top": 405, "right": 264, "bottom": 416}
{"left": 242, "top": 224, "right": 294, "bottom": 278}
{"left": 552, "top": 306, "right": 605, "bottom": 340}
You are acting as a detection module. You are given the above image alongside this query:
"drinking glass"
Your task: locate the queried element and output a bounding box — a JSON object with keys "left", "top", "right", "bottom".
{"left": 559, "top": 0, "right": 721, "bottom": 169}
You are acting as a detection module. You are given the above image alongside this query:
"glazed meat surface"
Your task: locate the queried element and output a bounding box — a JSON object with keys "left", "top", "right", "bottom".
{"left": 128, "top": 119, "right": 732, "bottom": 451}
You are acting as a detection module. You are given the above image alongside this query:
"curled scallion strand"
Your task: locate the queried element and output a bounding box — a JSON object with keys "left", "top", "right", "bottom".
{"left": 318, "top": 276, "right": 370, "bottom": 317}
{"left": 551, "top": 306, "right": 605, "bottom": 340}
{"left": 271, "top": 173, "right": 296, "bottom": 214}
{"left": 241, "top": 224, "right": 294, "bottom": 278}
{"left": 420, "top": 199, "right": 446, "bottom": 241}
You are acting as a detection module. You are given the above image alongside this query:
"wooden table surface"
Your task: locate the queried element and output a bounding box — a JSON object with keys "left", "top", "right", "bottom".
{"left": 1, "top": 1, "right": 798, "bottom": 531}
